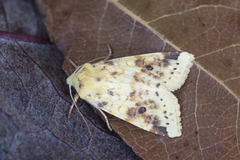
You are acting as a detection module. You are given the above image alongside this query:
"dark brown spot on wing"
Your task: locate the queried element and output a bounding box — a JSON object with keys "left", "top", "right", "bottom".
{"left": 127, "top": 108, "right": 136, "bottom": 118}
{"left": 135, "top": 102, "right": 141, "bottom": 106}
{"left": 160, "top": 72, "right": 164, "bottom": 76}
{"left": 138, "top": 107, "right": 146, "bottom": 114}
{"left": 97, "top": 78, "right": 101, "bottom": 81}
{"left": 156, "top": 62, "right": 161, "bottom": 66}
{"left": 144, "top": 115, "right": 153, "bottom": 124}
{"left": 152, "top": 116, "right": 160, "bottom": 126}
{"left": 108, "top": 90, "right": 114, "bottom": 96}
{"left": 79, "top": 83, "right": 83, "bottom": 89}
{"left": 150, "top": 126, "right": 166, "bottom": 136}
{"left": 104, "top": 61, "right": 114, "bottom": 65}
{"left": 154, "top": 105, "right": 159, "bottom": 109}
{"left": 149, "top": 116, "right": 167, "bottom": 136}
{"left": 162, "top": 59, "right": 170, "bottom": 67}
{"left": 135, "top": 59, "right": 144, "bottom": 67}
{"left": 155, "top": 92, "right": 159, "bottom": 96}
{"left": 101, "top": 66, "right": 107, "bottom": 70}
{"left": 96, "top": 93, "right": 101, "bottom": 99}
{"left": 111, "top": 72, "right": 118, "bottom": 76}
{"left": 164, "top": 52, "right": 181, "bottom": 60}
{"left": 129, "top": 91, "right": 136, "bottom": 97}
{"left": 156, "top": 83, "right": 160, "bottom": 88}
{"left": 97, "top": 101, "right": 108, "bottom": 108}
{"left": 133, "top": 75, "right": 140, "bottom": 81}
{"left": 145, "top": 65, "right": 153, "bottom": 71}
{"left": 153, "top": 75, "right": 159, "bottom": 79}
{"left": 149, "top": 100, "right": 155, "bottom": 104}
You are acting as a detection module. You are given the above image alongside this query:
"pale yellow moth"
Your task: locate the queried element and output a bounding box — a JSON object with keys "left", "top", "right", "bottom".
{"left": 67, "top": 50, "right": 194, "bottom": 138}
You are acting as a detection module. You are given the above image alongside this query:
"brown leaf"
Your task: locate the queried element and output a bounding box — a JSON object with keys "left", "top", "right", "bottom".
{"left": 0, "top": 36, "right": 140, "bottom": 159}
{"left": 43, "top": 0, "right": 240, "bottom": 159}
{"left": 0, "top": 0, "right": 140, "bottom": 159}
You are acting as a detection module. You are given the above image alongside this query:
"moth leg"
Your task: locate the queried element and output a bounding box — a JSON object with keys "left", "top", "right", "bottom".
{"left": 68, "top": 93, "right": 79, "bottom": 118}
{"left": 95, "top": 107, "right": 112, "bottom": 131}
{"left": 68, "top": 91, "right": 93, "bottom": 138}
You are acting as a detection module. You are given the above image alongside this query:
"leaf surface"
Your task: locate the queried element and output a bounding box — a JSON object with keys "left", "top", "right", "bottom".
{"left": 43, "top": 0, "right": 240, "bottom": 159}
{"left": 0, "top": 0, "right": 139, "bottom": 159}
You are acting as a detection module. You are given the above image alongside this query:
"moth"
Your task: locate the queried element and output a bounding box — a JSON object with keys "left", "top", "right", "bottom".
{"left": 67, "top": 50, "right": 194, "bottom": 138}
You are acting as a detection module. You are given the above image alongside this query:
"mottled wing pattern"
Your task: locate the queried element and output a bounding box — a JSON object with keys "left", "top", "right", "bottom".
{"left": 80, "top": 82, "right": 181, "bottom": 138}
{"left": 94, "top": 52, "right": 194, "bottom": 91}
{"left": 67, "top": 52, "right": 194, "bottom": 138}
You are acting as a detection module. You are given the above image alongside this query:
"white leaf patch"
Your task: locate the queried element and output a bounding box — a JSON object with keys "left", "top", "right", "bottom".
{"left": 67, "top": 52, "right": 194, "bottom": 138}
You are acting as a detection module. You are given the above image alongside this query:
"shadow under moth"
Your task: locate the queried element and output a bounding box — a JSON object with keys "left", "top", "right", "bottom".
{"left": 67, "top": 51, "right": 194, "bottom": 138}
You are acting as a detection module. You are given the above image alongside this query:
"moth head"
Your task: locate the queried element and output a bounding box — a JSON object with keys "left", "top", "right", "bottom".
{"left": 66, "top": 63, "right": 94, "bottom": 138}
{"left": 67, "top": 63, "right": 93, "bottom": 88}
{"left": 67, "top": 63, "right": 107, "bottom": 101}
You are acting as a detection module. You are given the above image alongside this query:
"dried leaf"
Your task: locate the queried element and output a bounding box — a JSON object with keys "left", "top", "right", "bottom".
{"left": 43, "top": 0, "right": 240, "bottom": 159}
{"left": 0, "top": 36, "right": 140, "bottom": 159}
{"left": 0, "top": 0, "right": 140, "bottom": 159}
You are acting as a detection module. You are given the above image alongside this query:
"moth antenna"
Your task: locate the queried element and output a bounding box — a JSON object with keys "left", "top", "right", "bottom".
{"left": 66, "top": 44, "right": 113, "bottom": 72}
{"left": 66, "top": 57, "right": 83, "bottom": 74}
{"left": 68, "top": 85, "right": 94, "bottom": 138}
{"left": 65, "top": 57, "right": 78, "bottom": 68}
{"left": 68, "top": 85, "right": 74, "bottom": 118}
{"left": 67, "top": 55, "right": 108, "bottom": 74}
{"left": 95, "top": 107, "right": 112, "bottom": 131}
{"left": 88, "top": 44, "right": 112, "bottom": 63}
